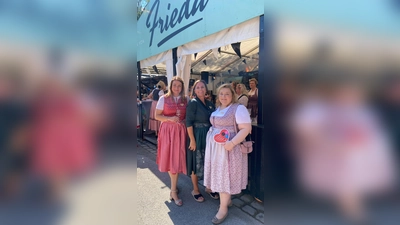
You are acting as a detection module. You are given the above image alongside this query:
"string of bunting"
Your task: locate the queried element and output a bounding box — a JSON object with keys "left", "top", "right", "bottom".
{"left": 231, "top": 42, "right": 241, "bottom": 58}
{"left": 152, "top": 65, "right": 159, "bottom": 74}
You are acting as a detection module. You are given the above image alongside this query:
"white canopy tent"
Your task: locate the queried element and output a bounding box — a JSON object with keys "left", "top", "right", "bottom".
{"left": 140, "top": 17, "right": 260, "bottom": 92}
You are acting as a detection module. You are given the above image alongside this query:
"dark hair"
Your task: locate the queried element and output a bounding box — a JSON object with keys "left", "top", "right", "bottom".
{"left": 191, "top": 80, "right": 208, "bottom": 98}
{"left": 231, "top": 81, "right": 238, "bottom": 89}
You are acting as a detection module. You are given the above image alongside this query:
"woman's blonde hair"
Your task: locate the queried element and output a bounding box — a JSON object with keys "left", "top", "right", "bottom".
{"left": 165, "top": 76, "right": 186, "bottom": 102}
{"left": 156, "top": 81, "right": 166, "bottom": 90}
{"left": 215, "top": 83, "right": 238, "bottom": 107}
{"left": 191, "top": 80, "right": 208, "bottom": 98}
{"left": 236, "top": 83, "right": 248, "bottom": 96}
{"left": 249, "top": 78, "right": 258, "bottom": 85}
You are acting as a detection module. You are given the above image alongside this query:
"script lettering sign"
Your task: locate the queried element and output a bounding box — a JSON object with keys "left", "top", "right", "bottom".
{"left": 145, "top": 0, "right": 209, "bottom": 47}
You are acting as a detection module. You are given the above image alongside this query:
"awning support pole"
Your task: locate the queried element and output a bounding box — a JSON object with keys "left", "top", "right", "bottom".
{"left": 173, "top": 47, "right": 178, "bottom": 76}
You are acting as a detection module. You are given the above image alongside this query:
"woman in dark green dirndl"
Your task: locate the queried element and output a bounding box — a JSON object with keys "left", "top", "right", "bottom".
{"left": 186, "top": 80, "right": 217, "bottom": 202}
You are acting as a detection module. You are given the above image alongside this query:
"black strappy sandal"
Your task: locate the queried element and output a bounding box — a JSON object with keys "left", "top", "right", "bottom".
{"left": 191, "top": 191, "right": 205, "bottom": 202}
{"left": 206, "top": 189, "right": 219, "bottom": 200}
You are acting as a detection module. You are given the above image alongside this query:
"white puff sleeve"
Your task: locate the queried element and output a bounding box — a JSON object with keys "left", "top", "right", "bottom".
{"left": 235, "top": 105, "right": 251, "bottom": 124}
{"left": 156, "top": 96, "right": 165, "bottom": 110}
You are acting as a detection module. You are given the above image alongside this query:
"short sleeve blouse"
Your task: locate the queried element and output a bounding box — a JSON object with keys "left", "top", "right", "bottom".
{"left": 211, "top": 104, "right": 251, "bottom": 124}
{"left": 156, "top": 95, "right": 188, "bottom": 110}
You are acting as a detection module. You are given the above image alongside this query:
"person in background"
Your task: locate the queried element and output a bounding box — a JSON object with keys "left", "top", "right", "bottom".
{"left": 231, "top": 81, "right": 238, "bottom": 92}
{"left": 235, "top": 83, "right": 249, "bottom": 107}
{"left": 136, "top": 90, "right": 141, "bottom": 104}
{"left": 155, "top": 76, "right": 189, "bottom": 206}
{"left": 247, "top": 78, "right": 258, "bottom": 123}
{"left": 186, "top": 80, "right": 216, "bottom": 203}
{"left": 375, "top": 73, "right": 400, "bottom": 201}
{"left": 0, "top": 72, "right": 29, "bottom": 200}
{"left": 31, "top": 76, "right": 95, "bottom": 202}
{"left": 205, "top": 92, "right": 213, "bottom": 103}
{"left": 188, "top": 87, "right": 194, "bottom": 99}
{"left": 376, "top": 75, "right": 400, "bottom": 167}
{"left": 290, "top": 76, "right": 395, "bottom": 224}
{"left": 328, "top": 79, "right": 395, "bottom": 224}
{"left": 204, "top": 84, "right": 251, "bottom": 224}
{"left": 144, "top": 81, "right": 167, "bottom": 136}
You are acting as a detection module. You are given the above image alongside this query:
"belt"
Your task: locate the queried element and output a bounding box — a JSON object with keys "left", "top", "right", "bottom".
{"left": 193, "top": 123, "right": 211, "bottom": 128}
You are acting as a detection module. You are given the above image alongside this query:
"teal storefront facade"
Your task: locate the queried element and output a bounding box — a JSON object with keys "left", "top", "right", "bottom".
{"left": 137, "top": 0, "right": 265, "bottom": 201}
{"left": 138, "top": 0, "right": 400, "bottom": 202}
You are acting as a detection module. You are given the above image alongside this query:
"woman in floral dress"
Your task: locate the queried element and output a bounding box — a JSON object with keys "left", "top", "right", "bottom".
{"left": 204, "top": 84, "right": 252, "bottom": 224}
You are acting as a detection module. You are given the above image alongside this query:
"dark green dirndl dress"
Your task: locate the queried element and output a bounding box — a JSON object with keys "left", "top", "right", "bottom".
{"left": 185, "top": 97, "right": 215, "bottom": 179}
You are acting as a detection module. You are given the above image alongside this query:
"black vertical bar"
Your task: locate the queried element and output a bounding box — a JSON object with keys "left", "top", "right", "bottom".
{"left": 255, "top": 15, "right": 266, "bottom": 202}
{"left": 262, "top": 14, "right": 274, "bottom": 199}
{"left": 138, "top": 61, "right": 143, "bottom": 100}
{"left": 172, "top": 47, "right": 178, "bottom": 76}
{"left": 258, "top": 16, "right": 264, "bottom": 125}
{"left": 262, "top": 15, "right": 286, "bottom": 200}
{"left": 137, "top": 61, "right": 144, "bottom": 139}
{"left": 248, "top": 15, "right": 266, "bottom": 202}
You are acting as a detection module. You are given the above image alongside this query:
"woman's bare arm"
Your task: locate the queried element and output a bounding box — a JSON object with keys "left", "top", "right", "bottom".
{"left": 155, "top": 109, "right": 179, "bottom": 123}
{"left": 224, "top": 123, "right": 251, "bottom": 151}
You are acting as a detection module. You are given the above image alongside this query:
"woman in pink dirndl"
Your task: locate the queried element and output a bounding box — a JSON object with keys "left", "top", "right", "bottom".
{"left": 291, "top": 78, "right": 395, "bottom": 224}
{"left": 203, "top": 84, "right": 252, "bottom": 224}
{"left": 155, "top": 76, "right": 188, "bottom": 206}
{"left": 144, "top": 81, "right": 167, "bottom": 136}
{"left": 31, "top": 78, "right": 95, "bottom": 200}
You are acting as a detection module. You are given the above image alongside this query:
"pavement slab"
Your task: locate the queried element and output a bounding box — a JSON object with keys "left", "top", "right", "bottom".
{"left": 137, "top": 153, "right": 263, "bottom": 225}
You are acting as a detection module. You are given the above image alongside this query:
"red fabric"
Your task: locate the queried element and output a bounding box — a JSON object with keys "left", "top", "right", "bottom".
{"left": 149, "top": 100, "right": 161, "bottom": 132}
{"left": 31, "top": 91, "right": 94, "bottom": 177}
{"left": 156, "top": 96, "right": 187, "bottom": 174}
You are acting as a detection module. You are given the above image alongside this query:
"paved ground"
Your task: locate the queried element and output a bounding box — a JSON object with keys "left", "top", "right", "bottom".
{"left": 137, "top": 139, "right": 263, "bottom": 225}
{"left": 0, "top": 143, "right": 137, "bottom": 225}
{"left": 138, "top": 139, "right": 400, "bottom": 225}
{"left": 0, "top": 139, "right": 398, "bottom": 225}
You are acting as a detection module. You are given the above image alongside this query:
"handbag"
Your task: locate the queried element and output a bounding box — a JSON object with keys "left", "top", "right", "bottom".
{"left": 233, "top": 110, "right": 254, "bottom": 154}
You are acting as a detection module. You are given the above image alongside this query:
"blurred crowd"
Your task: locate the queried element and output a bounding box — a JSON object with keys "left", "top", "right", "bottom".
{"left": 277, "top": 66, "right": 400, "bottom": 224}
{"left": 0, "top": 65, "right": 132, "bottom": 203}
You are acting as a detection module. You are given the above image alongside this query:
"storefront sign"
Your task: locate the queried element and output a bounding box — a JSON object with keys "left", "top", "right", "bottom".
{"left": 137, "top": 0, "right": 264, "bottom": 61}
{"left": 146, "top": 0, "right": 209, "bottom": 48}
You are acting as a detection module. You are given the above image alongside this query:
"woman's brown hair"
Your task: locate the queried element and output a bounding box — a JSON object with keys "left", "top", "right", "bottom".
{"left": 215, "top": 83, "right": 238, "bottom": 107}
{"left": 165, "top": 76, "right": 186, "bottom": 102}
{"left": 191, "top": 80, "right": 208, "bottom": 98}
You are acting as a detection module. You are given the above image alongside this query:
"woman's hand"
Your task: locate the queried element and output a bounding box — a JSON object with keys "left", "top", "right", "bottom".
{"left": 188, "top": 139, "right": 196, "bottom": 151}
{"left": 167, "top": 116, "right": 180, "bottom": 123}
{"left": 223, "top": 141, "right": 235, "bottom": 151}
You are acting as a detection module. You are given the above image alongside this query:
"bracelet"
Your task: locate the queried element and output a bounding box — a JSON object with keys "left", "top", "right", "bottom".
{"left": 231, "top": 140, "right": 236, "bottom": 145}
